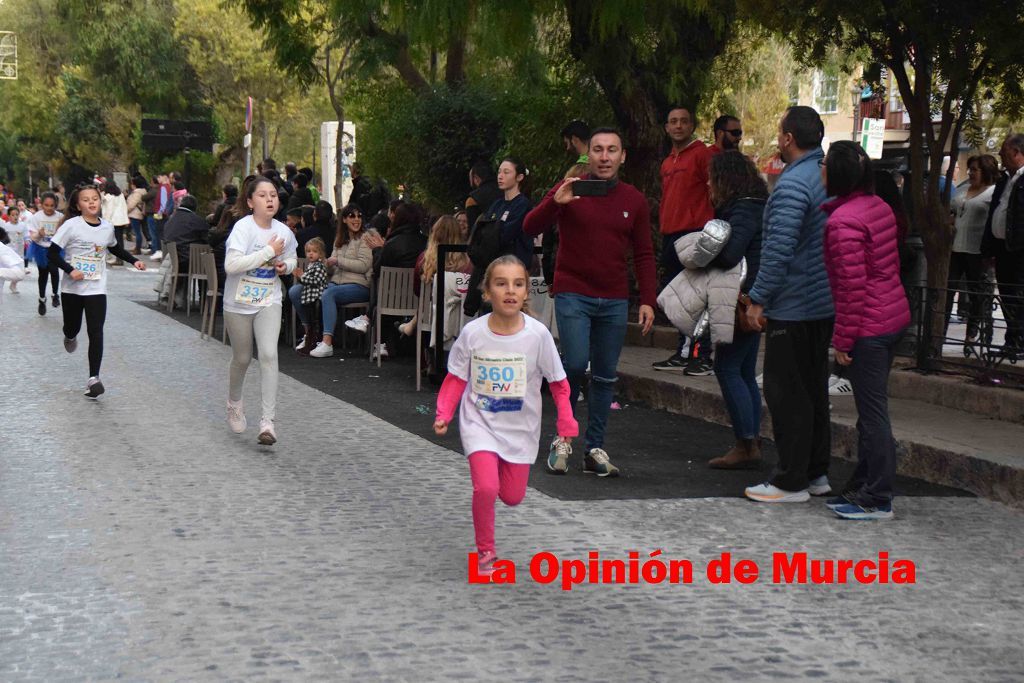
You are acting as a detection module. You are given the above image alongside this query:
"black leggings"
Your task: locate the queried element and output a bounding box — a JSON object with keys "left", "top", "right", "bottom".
{"left": 62, "top": 293, "right": 107, "bottom": 377}
{"left": 38, "top": 263, "right": 59, "bottom": 298}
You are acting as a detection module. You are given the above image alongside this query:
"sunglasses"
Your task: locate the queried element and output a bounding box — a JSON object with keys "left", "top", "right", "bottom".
{"left": 344, "top": 213, "right": 363, "bottom": 218}
{"left": 725, "top": 129, "right": 743, "bottom": 137}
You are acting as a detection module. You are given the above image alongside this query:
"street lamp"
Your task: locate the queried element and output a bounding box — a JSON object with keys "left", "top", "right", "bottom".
{"left": 851, "top": 82, "right": 862, "bottom": 142}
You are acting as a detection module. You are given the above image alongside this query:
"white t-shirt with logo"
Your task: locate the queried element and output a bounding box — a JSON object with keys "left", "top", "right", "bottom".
{"left": 26, "top": 210, "right": 64, "bottom": 248}
{"left": 51, "top": 216, "right": 117, "bottom": 296}
{"left": 447, "top": 313, "right": 567, "bottom": 464}
{"left": 223, "top": 215, "right": 298, "bottom": 315}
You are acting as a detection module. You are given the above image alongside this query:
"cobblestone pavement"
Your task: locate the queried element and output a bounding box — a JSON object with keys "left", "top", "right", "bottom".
{"left": 1, "top": 269, "right": 1023, "bottom": 682}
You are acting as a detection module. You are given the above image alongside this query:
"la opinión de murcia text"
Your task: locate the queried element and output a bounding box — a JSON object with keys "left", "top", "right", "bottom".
{"left": 468, "top": 550, "right": 917, "bottom": 588}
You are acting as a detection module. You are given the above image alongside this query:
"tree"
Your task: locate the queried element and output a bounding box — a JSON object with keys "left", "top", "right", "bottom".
{"left": 745, "top": 0, "right": 1024, "bottom": 307}
{"left": 565, "top": 0, "right": 736, "bottom": 195}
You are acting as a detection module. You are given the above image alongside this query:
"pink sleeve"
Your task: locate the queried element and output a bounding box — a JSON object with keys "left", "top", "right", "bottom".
{"left": 435, "top": 373, "right": 468, "bottom": 424}
{"left": 548, "top": 379, "right": 579, "bottom": 438}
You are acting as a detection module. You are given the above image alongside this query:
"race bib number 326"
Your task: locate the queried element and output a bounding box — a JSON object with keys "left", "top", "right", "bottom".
{"left": 71, "top": 253, "right": 103, "bottom": 281}
{"left": 471, "top": 351, "right": 527, "bottom": 413}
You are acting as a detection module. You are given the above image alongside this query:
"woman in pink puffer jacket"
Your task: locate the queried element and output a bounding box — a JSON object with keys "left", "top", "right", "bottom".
{"left": 821, "top": 141, "right": 910, "bottom": 521}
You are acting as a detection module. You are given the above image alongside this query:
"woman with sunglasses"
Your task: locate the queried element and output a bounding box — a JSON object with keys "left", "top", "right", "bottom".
{"left": 305, "top": 203, "right": 373, "bottom": 357}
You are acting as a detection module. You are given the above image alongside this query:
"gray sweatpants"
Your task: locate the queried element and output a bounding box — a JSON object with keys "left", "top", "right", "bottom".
{"left": 224, "top": 304, "right": 281, "bottom": 420}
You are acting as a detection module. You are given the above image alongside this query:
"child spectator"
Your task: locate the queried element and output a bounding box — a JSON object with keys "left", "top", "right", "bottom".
{"left": 294, "top": 237, "right": 329, "bottom": 354}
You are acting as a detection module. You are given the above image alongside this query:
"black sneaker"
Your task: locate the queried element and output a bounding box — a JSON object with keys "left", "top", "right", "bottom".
{"left": 52, "top": 294, "right": 61, "bottom": 308}
{"left": 683, "top": 357, "right": 714, "bottom": 376}
{"left": 84, "top": 377, "right": 105, "bottom": 399}
{"left": 652, "top": 353, "right": 688, "bottom": 371}
{"left": 37, "top": 298, "right": 46, "bottom": 316}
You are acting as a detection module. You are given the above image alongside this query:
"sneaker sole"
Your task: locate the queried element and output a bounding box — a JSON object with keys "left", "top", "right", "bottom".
{"left": 84, "top": 383, "right": 105, "bottom": 399}
{"left": 745, "top": 490, "right": 810, "bottom": 503}
{"left": 652, "top": 366, "right": 687, "bottom": 371}
{"left": 808, "top": 485, "right": 832, "bottom": 496}
{"left": 583, "top": 468, "right": 620, "bottom": 478}
{"left": 257, "top": 431, "right": 277, "bottom": 445}
{"left": 684, "top": 370, "right": 715, "bottom": 377}
{"left": 833, "top": 509, "right": 893, "bottom": 520}
{"left": 546, "top": 463, "right": 568, "bottom": 475}
{"left": 824, "top": 500, "right": 849, "bottom": 510}
{"left": 229, "top": 422, "right": 246, "bottom": 434}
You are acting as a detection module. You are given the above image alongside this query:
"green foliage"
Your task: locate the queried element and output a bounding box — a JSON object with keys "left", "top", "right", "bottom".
{"left": 54, "top": 72, "right": 108, "bottom": 150}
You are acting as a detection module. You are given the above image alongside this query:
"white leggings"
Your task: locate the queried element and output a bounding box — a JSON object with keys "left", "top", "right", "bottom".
{"left": 224, "top": 304, "right": 281, "bottom": 420}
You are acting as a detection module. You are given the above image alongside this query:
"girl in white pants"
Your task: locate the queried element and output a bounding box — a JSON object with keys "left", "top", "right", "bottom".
{"left": 222, "top": 177, "right": 298, "bottom": 445}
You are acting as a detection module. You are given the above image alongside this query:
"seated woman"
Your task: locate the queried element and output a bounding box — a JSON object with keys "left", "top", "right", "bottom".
{"left": 290, "top": 203, "right": 372, "bottom": 357}
{"left": 399, "top": 214, "right": 472, "bottom": 337}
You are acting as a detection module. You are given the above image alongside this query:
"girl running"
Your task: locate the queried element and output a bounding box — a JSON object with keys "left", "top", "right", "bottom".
{"left": 0, "top": 227, "right": 27, "bottom": 310}
{"left": 1, "top": 207, "right": 23, "bottom": 292}
{"left": 48, "top": 184, "right": 146, "bottom": 398}
{"left": 433, "top": 255, "right": 577, "bottom": 578}
{"left": 223, "top": 177, "right": 298, "bottom": 445}
{"left": 27, "top": 192, "right": 64, "bottom": 315}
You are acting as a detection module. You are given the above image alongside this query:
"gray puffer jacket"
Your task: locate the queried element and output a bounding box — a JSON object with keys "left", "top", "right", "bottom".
{"left": 657, "top": 219, "right": 745, "bottom": 345}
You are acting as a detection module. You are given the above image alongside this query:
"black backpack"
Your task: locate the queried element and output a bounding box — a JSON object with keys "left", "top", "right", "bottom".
{"left": 466, "top": 214, "right": 502, "bottom": 270}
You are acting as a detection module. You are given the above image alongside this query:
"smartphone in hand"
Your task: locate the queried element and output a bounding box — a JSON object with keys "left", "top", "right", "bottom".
{"left": 572, "top": 179, "right": 609, "bottom": 197}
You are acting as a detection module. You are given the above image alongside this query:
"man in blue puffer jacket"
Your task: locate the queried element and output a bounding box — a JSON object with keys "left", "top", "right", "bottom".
{"left": 743, "top": 106, "right": 836, "bottom": 504}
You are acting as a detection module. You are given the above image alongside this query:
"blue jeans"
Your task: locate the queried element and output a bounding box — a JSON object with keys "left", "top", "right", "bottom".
{"left": 321, "top": 283, "right": 370, "bottom": 336}
{"left": 129, "top": 217, "right": 146, "bottom": 248}
{"left": 554, "top": 293, "right": 628, "bottom": 451}
{"left": 146, "top": 215, "right": 160, "bottom": 251}
{"left": 713, "top": 330, "right": 762, "bottom": 439}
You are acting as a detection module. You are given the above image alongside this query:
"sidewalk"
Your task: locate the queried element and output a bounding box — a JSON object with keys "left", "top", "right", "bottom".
{"left": 617, "top": 344, "right": 1024, "bottom": 506}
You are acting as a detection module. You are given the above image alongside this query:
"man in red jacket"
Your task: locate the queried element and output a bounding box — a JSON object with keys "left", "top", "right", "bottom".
{"left": 653, "top": 106, "right": 716, "bottom": 375}
{"left": 524, "top": 127, "right": 657, "bottom": 478}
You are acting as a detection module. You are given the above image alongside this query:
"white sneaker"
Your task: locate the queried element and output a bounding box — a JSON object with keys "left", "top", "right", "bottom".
{"left": 808, "top": 475, "right": 832, "bottom": 496}
{"left": 828, "top": 375, "right": 854, "bottom": 396}
{"left": 370, "top": 343, "right": 388, "bottom": 360}
{"left": 295, "top": 337, "right": 307, "bottom": 351}
{"left": 744, "top": 482, "right": 810, "bottom": 503}
{"left": 345, "top": 315, "right": 370, "bottom": 333}
{"left": 309, "top": 341, "right": 334, "bottom": 358}
{"left": 755, "top": 373, "right": 763, "bottom": 388}
{"left": 150, "top": 250, "right": 163, "bottom": 261}
{"left": 227, "top": 399, "right": 246, "bottom": 433}
{"left": 257, "top": 417, "right": 277, "bottom": 445}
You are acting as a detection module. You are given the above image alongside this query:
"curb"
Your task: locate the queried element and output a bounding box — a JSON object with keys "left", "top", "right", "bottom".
{"left": 616, "top": 369, "right": 1024, "bottom": 508}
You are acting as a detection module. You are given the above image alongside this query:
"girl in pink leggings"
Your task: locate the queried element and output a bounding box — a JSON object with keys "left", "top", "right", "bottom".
{"left": 434, "top": 255, "right": 577, "bottom": 578}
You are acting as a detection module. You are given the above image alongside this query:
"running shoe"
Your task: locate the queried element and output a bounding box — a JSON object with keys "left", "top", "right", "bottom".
{"left": 257, "top": 418, "right": 277, "bottom": 445}
{"left": 64, "top": 337, "right": 77, "bottom": 354}
{"left": 583, "top": 448, "right": 620, "bottom": 477}
{"left": 828, "top": 375, "right": 853, "bottom": 396}
{"left": 309, "top": 342, "right": 334, "bottom": 358}
{"left": 370, "top": 343, "right": 388, "bottom": 360}
{"left": 52, "top": 294, "right": 60, "bottom": 308}
{"left": 84, "top": 377, "right": 105, "bottom": 399}
{"left": 832, "top": 501, "right": 894, "bottom": 520}
{"left": 227, "top": 399, "right": 247, "bottom": 433}
{"left": 546, "top": 436, "right": 571, "bottom": 474}
{"left": 37, "top": 297, "right": 45, "bottom": 316}
{"left": 476, "top": 550, "right": 497, "bottom": 579}
{"left": 744, "top": 482, "right": 810, "bottom": 503}
{"left": 808, "top": 475, "right": 832, "bottom": 496}
{"left": 652, "top": 353, "right": 688, "bottom": 371}
{"left": 150, "top": 250, "right": 163, "bottom": 261}
{"left": 683, "top": 357, "right": 715, "bottom": 376}
{"left": 825, "top": 493, "right": 854, "bottom": 510}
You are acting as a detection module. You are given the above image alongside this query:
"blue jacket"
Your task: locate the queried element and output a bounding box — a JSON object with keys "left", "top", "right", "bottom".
{"left": 748, "top": 148, "right": 834, "bottom": 321}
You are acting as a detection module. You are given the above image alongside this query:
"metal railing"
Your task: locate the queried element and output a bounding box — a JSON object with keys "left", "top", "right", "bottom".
{"left": 907, "top": 282, "right": 1024, "bottom": 388}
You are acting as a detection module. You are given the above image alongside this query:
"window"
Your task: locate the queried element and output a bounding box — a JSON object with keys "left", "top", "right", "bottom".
{"left": 813, "top": 70, "right": 839, "bottom": 114}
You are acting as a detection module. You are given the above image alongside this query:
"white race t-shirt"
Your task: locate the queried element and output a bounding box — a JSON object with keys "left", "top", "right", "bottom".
{"left": 26, "top": 210, "right": 64, "bottom": 248}
{"left": 223, "top": 215, "right": 298, "bottom": 314}
{"left": 448, "top": 313, "right": 567, "bottom": 464}
{"left": 0, "top": 241, "right": 22, "bottom": 269}
{"left": 51, "top": 216, "right": 117, "bottom": 296}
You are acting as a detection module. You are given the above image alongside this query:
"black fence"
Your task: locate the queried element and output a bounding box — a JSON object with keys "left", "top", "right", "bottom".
{"left": 907, "top": 282, "right": 1024, "bottom": 389}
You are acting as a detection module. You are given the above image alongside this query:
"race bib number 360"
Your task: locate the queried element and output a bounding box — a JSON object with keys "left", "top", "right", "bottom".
{"left": 71, "top": 253, "right": 103, "bottom": 281}
{"left": 471, "top": 351, "right": 526, "bottom": 413}
{"left": 234, "top": 275, "right": 276, "bottom": 306}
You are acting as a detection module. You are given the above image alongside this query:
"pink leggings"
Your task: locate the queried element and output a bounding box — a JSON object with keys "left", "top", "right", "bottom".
{"left": 468, "top": 451, "right": 531, "bottom": 555}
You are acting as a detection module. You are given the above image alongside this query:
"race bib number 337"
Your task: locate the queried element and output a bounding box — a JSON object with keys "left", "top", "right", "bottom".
{"left": 234, "top": 275, "right": 276, "bottom": 306}
{"left": 471, "top": 351, "right": 527, "bottom": 413}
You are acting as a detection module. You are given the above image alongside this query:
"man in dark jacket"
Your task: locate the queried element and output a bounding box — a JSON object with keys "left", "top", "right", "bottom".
{"left": 162, "top": 195, "right": 209, "bottom": 274}
{"left": 465, "top": 162, "right": 501, "bottom": 230}
{"left": 981, "top": 133, "right": 1024, "bottom": 348}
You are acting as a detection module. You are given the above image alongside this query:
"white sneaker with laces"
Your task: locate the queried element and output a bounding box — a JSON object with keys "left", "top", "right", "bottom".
{"left": 150, "top": 250, "right": 163, "bottom": 261}
{"left": 295, "top": 337, "right": 307, "bottom": 351}
{"left": 744, "top": 482, "right": 810, "bottom": 503}
{"left": 257, "top": 418, "right": 277, "bottom": 445}
{"left": 227, "top": 399, "right": 247, "bottom": 433}
{"left": 345, "top": 315, "right": 370, "bottom": 333}
{"left": 309, "top": 342, "right": 334, "bottom": 358}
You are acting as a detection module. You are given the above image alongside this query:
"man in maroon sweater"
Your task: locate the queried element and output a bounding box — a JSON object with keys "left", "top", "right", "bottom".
{"left": 524, "top": 127, "right": 657, "bottom": 478}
